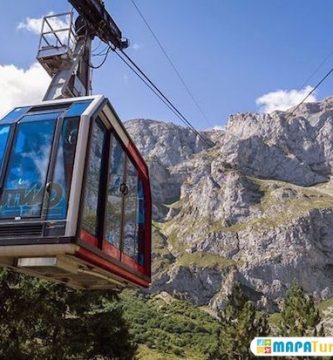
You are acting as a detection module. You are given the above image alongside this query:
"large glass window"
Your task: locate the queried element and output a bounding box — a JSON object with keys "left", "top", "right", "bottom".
{"left": 0, "top": 125, "right": 10, "bottom": 172}
{"left": 123, "top": 161, "right": 138, "bottom": 259}
{"left": 81, "top": 120, "right": 106, "bottom": 236}
{"left": 105, "top": 135, "right": 126, "bottom": 251}
{"left": 137, "top": 179, "right": 145, "bottom": 266}
{"left": 0, "top": 116, "right": 56, "bottom": 218}
{"left": 47, "top": 118, "right": 79, "bottom": 220}
{"left": 105, "top": 134, "right": 146, "bottom": 265}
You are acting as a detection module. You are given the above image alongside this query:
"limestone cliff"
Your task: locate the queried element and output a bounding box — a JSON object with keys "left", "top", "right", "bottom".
{"left": 125, "top": 97, "right": 333, "bottom": 312}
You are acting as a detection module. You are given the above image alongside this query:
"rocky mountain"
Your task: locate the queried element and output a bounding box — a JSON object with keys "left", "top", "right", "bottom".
{"left": 125, "top": 97, "right": 333, "bottom": 314}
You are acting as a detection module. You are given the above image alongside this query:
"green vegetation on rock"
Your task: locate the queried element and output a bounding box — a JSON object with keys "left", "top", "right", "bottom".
{"left": 318, "top": 297, "right": 333, "bottom": 315}
{"left": 121, "top": 290, "right": 219, "bottom": 359}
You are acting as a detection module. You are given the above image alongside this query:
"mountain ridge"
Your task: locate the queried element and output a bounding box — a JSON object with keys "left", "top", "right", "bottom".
{"left": 125, "top": 97, "right": 333, "bottom": 312}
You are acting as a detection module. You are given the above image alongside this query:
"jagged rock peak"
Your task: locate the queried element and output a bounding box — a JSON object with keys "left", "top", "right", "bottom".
{"left": 125, "top": 118, "right": 220, "bottom": 167}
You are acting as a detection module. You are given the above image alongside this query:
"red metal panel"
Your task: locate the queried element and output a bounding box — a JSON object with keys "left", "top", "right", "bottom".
{"left": 80, "top": 229, "right": 150, "bottom": 281}
{"left": 78, "top": 115, "right": 152, "bottom": 286}
{"left": 76, "top": 247, "right": 149, "bottom": 287}
{"left": 103, "top": 240, "right": 121, "bottom": 260}
{"left": 121, "top": 251, "right": 145, "bottom": 274}
{"left": 80, "top": 229, "right": 98, "bottom": 247}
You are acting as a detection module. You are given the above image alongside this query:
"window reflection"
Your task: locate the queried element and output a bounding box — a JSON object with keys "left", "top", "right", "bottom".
{"left": 105, "top": 134, "right": 146, "bottom": 265}
{"left": 82, "top": 120, "right": 106, "bottom": 236}
{"left": 0, "top": 125, "right": 10, "bottom": 172}
{"left": 123, "top": 161, "right": 138, "bottom": 259}
{"left": 137, "top": 179, "right": 145, "bottom": 266}
{"left": 0, "top": 119, "right": 56, "bottom": 218}
{"left": 47, "top": 118, "right": 79, "bottom": 219}
{"left": 105, "top": 135, "right": 125, "bottom": 251}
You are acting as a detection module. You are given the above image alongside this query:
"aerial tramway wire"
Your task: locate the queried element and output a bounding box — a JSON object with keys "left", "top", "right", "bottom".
{"left": 291, "top": 67, "right": 333, "bottom": 115}
{"left": 112, "top": 48, "right": 189, "bottom": 126}
{"left": 130, "top": 0, "right": 213, "bottom": 129}
{"left": 112, "top": 47, "right": 214, "bottom": 147}
{"left": 299, "top": 48, "right": 333, "bottom": 90}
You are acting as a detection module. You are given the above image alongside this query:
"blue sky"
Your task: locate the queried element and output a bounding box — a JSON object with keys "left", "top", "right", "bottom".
{"left": 1, "top": 1, "right": 333, "bottom": 129}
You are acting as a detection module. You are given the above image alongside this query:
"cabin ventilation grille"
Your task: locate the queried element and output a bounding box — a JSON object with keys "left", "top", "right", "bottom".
{"left": 0, "top": 224, "right": 43, "bottom": 237}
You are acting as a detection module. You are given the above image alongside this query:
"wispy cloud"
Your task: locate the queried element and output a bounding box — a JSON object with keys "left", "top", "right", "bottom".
{"left": 132, "top": 43, "right": 142, "bottom": 51}
{"left": 256, "top": 86, "right": 317, "bottom": 113}
{"left": 0, "top": 63, "right": 49, "bottom": 117}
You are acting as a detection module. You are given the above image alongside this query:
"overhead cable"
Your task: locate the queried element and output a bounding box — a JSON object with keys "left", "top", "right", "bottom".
{"left": 114, "top": 47, "right": 214, "bottom": 147}
{"left": 130, "top": 0, "right": 213, "bottom": 128}
{"left": 299, "top": 48, "right": 333, "bottom": 89}
{"left": 291, "top": 67, "right": 333, "bottom": 115}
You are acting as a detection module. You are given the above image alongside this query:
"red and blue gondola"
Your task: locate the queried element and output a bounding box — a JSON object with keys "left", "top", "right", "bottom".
{"left": 0, "top": 95, "right": 151, "bottom": 289}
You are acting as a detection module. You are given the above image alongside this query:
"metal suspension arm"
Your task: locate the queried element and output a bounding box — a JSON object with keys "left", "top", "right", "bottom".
{"left": 68, "top": 0, "right": 128, "bottom": 49}
{"left": 42, "top": 37, "right": 90, "bottom": 101}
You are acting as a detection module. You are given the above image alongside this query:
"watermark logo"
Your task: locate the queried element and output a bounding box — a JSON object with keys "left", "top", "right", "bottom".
{"left": 255, "top": 338, "right": 272, "bottom": 354}
{"left": 251, "top": 337, "right": 333, "bottom": 357}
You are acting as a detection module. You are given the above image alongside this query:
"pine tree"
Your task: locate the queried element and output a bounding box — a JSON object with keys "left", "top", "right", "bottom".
{"left": 276, "top": 280, "right": 325, "bottom": 360}
{"left": 278, "top": 280, "right": 323, "bottom": 337}
{"left": 211, "top": 283, "right": 270, "bottom": 360}
{"left": 0, "top": 269, "right": 137, "bottom": 360}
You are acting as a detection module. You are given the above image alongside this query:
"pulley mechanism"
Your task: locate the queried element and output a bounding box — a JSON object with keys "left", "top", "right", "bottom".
{"left": 68, "top": 0, "right": 129, "bottom": 49}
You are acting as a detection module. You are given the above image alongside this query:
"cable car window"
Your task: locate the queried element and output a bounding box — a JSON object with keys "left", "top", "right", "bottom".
{"left": 0, "top": 119, "right": 56, "bottom": 218}
{"left": 137, "top": 179, "right": 145, "bottom": 266}
{"left": 20, "top": 111, "right": 60, "bottom": 123}
{"left": 105, "top": 135, "right": 126, "bottom": 251}
{"left": 0, "top": 125, "right": 10, "bottom": 172}
{"left": 47, "top": 118, "right": 79, "bottom": 220}
{"left": 65, "top": 101, "right": 92, "bottom": 117}
{"left": 82, "top": 120, "right": 106, "bottom": 236}
{"left": 105, "top": 134, "right": 146, "bottom": 265}
{"left": 123, "top": 160, "right": 138, "bottom": 259}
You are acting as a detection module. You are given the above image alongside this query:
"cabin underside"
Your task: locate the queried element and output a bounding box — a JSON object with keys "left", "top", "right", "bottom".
{"left": 0, "top": 244, "right": 131, "bottom": 290}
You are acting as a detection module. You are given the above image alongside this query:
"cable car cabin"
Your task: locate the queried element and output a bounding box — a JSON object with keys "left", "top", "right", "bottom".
{"left": 0, "top": 95, "right": 151, "bottom": 290}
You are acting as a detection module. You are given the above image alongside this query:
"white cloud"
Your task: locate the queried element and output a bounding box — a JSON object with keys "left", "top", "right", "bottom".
{"left": 0, "top": 63, "right": 50, "bottom": 117}
{"left": 204, "top": 125, "right": 224, "bottom": 131}
{"left": 18, "top": 12, "right": 52, "bottom": 35}
{"left": 211, "top": 125, "right": 224, "bottom": 130}
{"left": 17, "top": 12, "right": 71, "bottom": 43}
{"left": 256, "top": 86, "right": 317, "bottom": 113}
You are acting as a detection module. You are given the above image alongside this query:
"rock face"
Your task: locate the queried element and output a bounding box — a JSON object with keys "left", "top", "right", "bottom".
{"left": 124, "top": 97, "right": 333, "bottom": 312}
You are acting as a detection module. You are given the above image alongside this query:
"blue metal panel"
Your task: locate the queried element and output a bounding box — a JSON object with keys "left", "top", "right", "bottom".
{"left": 0, "top": 107, "right": 30, "bottom": 124}
{"left": 65, "top": 100, "right": 92, "bottom": 117}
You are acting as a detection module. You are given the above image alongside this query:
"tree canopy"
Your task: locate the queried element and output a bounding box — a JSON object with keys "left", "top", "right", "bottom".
{"left": 0, "top": 269, "right": 136, "bottom": 360}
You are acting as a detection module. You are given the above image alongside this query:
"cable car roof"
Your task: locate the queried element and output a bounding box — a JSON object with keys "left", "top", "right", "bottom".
{"left": 1, "top": 95, "right": 148, "bottom": 179}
